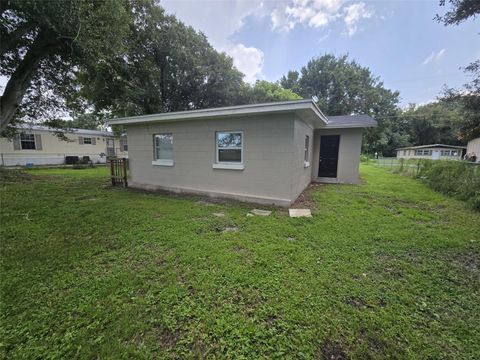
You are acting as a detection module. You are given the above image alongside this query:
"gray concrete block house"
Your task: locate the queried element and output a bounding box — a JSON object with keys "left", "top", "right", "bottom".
{"left": 108, "top": 100, "right": 376, "bottom": 206}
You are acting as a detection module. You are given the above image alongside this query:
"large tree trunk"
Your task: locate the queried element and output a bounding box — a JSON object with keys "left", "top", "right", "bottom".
{"left": 0, "top": 30, "right": 59, "bottom": 131}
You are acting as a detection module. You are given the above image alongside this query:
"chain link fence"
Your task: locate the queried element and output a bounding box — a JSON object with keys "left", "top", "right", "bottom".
{"left": 366, "top": 157, "right": 479, "bottom": 177}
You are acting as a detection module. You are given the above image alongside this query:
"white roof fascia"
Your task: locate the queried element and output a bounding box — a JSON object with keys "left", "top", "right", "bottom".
{"left": 107, "top": 100, "right": 328, "bottom": 127}
{"left": 323, "top": 123, "right": 377, "bottom": 129}
{"left": 16, "top": 125, "right": 113, "bottom": 137}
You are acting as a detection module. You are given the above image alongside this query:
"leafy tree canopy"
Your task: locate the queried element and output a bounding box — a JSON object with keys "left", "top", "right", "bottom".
{"left": 1, "top": 0, "right": 245, "bottom": 135}
{"left": 280, "top": 54, "right": 400, "bottom": 154}
{"left": 441, "top": 61, "right": 480, "bottom": 141}
{"left": 0, "top": 0, "right": 131, "bottom": 132}
{"left": 436, "top": 0, "right": 480, "bottom": 25}
{"left": 78, "top": 0, "right": 245, "bottom": 118}
{"left": 239, "top": 80, "right": 302, "bottom": 104}
{"left": 436, "top": 0, "right": 479, "bottom": 141}
{"left": 399, "top": 101, "right": 465, "bottom": 146}
{"left": 280, "top": 54, "right": 400, "bottom": 116}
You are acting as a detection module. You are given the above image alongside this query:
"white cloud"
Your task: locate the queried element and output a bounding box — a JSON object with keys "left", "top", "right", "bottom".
{"left": 343, "top": 2, "right": 373, "bottom": 36}
{"left": 270, "top": 0, "right": 374, "bottom": 36}
{"left": 277, "top": 0, "right": 343, "bottom": 31}
{"left": 422, "top": 48, "right": 446, "bottom": 65}
{"left": 227, "top": 44, "right": 265, "bottom": 83}
{"left": 271, "top": 7, "right": 295, "bottom": 32}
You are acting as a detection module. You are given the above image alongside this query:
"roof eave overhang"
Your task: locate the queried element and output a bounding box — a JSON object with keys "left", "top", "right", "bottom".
{"left": 16, "top": 125, "right": 113, "bottom": 137}
{"left": 322, "top": 123, "right": 377, "bottom": 129}
{"left": 107, "top": 100, "right": 328, "bottom": 127}
{"left": 294, "top": 102, "right": 329, "bottom": 128}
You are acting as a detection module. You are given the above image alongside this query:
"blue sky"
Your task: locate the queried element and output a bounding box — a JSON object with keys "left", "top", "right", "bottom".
{"left": 161, "top": 0, "right": 479, "bottom": 106}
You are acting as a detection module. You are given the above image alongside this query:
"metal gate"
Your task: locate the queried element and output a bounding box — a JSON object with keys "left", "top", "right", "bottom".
{"left": 110, "top": 158, "right": 128, "bottom": 187}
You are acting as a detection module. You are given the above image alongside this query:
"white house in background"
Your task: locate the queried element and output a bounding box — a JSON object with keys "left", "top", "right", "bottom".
{"left": 466, "top": 137, "right": 480, "bottom": 162}
{"left": 0, "top": 125, "right": 128, "bottom": 166}
{"left": 108, "top": 99, "right": 376, "bottom": 207}
{"left": 395, "top": 144, "right": 466, "bottom": 160}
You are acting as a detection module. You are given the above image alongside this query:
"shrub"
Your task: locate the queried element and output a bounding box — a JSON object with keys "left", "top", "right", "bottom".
{"left": 360, "top": 154, "right": 371, "bottom": 163}
{"left": 415, "top": 160, "right": 480, "bottom": 211}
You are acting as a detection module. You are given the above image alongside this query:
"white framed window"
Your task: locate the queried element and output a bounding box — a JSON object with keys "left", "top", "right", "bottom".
{"left": 304, "top": 135, "right": 310, "bottom": 167}
{"left": 20, "top": 134, "right": 36, "bottom": 150}
{"left": 213, "top": 131, "right": 244, "bottom": 170}
{"left": 416, "top": 149, "right": 431, "bottom": 156}
{"left": 216, "top": 131, "right": 243, "bottom": 163}
{"left": 120, "top": 136, "right": 128, "bottom": 152}
{"left": 153, "top": 133, "right": 174, "bottom": 166}
{"left": 79, "top": 136, "right": 96, "bottom": 145}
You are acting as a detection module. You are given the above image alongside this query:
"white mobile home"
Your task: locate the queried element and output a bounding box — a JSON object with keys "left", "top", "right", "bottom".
{"left": 396, "top": 144, "right": 465, "bottom": 161}
{"left": 0, "top": 126, "right": 128, "bottom": 166}
{"left": 108, "top": 100, "right": 376, "bottom": 206}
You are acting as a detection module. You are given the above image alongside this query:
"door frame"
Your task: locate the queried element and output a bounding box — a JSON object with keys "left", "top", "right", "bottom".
{"left": 313, "top": 132, "right": 341, "bottom": 183}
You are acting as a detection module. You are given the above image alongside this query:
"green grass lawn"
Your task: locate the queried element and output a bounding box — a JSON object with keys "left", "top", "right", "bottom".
{"left": 1, "top": 165, "right": 479, "bottom": 359}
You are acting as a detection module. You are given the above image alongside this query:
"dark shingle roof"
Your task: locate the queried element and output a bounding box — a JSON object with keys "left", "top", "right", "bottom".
{"left": 326, "top": 114, "right": 376, "bottom": 128}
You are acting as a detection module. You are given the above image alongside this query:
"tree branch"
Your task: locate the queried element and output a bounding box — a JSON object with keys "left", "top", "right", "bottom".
{"left": 0, "top": 21, "right": 36, "bottom": 56}
{"left": 0, "top": 30, "right": 60, "bottom": 131}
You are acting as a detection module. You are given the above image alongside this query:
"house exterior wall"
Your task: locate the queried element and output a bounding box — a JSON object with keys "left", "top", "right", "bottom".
{"left": 0, "top": 129, "right": 119, "bottom": 166}
{"left": 126, "top": 113, "right": 299, "bottom": 206}
{"left": 467, "top": 138, "right": 480, "bottom": 162}
{"left": 396, "top": 147, "right": 463, "bottom": 160}
{"left": 291, "top": 116, "right": 314, "bottom": 200}
{"left": 312, "top": 128, "right": 363, "bottom": 184}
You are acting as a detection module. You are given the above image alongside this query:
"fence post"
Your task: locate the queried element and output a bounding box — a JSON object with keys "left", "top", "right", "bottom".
{"left": 110, "top": 159, "right": 115, "bottom": 186}
{"left": 123, "top": 159, "right": 128, "bottom": 187}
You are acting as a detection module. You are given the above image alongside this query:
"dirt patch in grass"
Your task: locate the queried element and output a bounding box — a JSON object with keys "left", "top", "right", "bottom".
{"left": 208, "top": 220, "right": 239, "bottom": 234}
{"left": 222, "top": 226, "right": 238, "bottom": 233}
{"left": 265, "top": 314, "right": 278, "bottom": 326}
{"left": 383, "top": 265, "right": 404, "bottom": 278}
{"left": 445, "top": 247, "right": 479, "bottom": 274}
{"left": 320, "top": 338, "right": 348, "bottom": 360}
{"left": 383, "top": 204, "right": 402, "bottom": 215}
{"left": 156, "top": 327, "right": 182, "bottom": 348}
{"left": 345, "top": 297, "right": 371, "bottom": 310}
{"left": 292, "top": 183, "right": 325, "bottom": 210}
{"left": 367, "top": 337, "right": 386, "bottom": 356}
{"left": 232, "top": 246, "right": 250, "bottom": 255}
{"left": 0, "top": 169, "right": 57, "bottom": 183}
{"left": 358, "top": 327, "right": 386, "bottom": 356}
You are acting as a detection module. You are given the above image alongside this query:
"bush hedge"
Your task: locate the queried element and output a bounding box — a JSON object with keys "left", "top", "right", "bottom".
{"left": 415, "top": 160, "right": 480, "bottom": 211}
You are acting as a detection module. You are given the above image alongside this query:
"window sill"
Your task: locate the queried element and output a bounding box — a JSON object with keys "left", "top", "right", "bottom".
{"left": 304, "top": 161, "right": 310, "bottom": 168}
{"left": 212, "top": 163, "right": 244, "bottom": 170}
{"left": 152, "top": 159, "right": 174, "bottom": 166}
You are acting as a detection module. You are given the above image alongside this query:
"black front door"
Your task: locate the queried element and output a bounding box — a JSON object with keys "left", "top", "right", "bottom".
{"left": 318, "top": 135, "right": 340, "bottom": 178}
